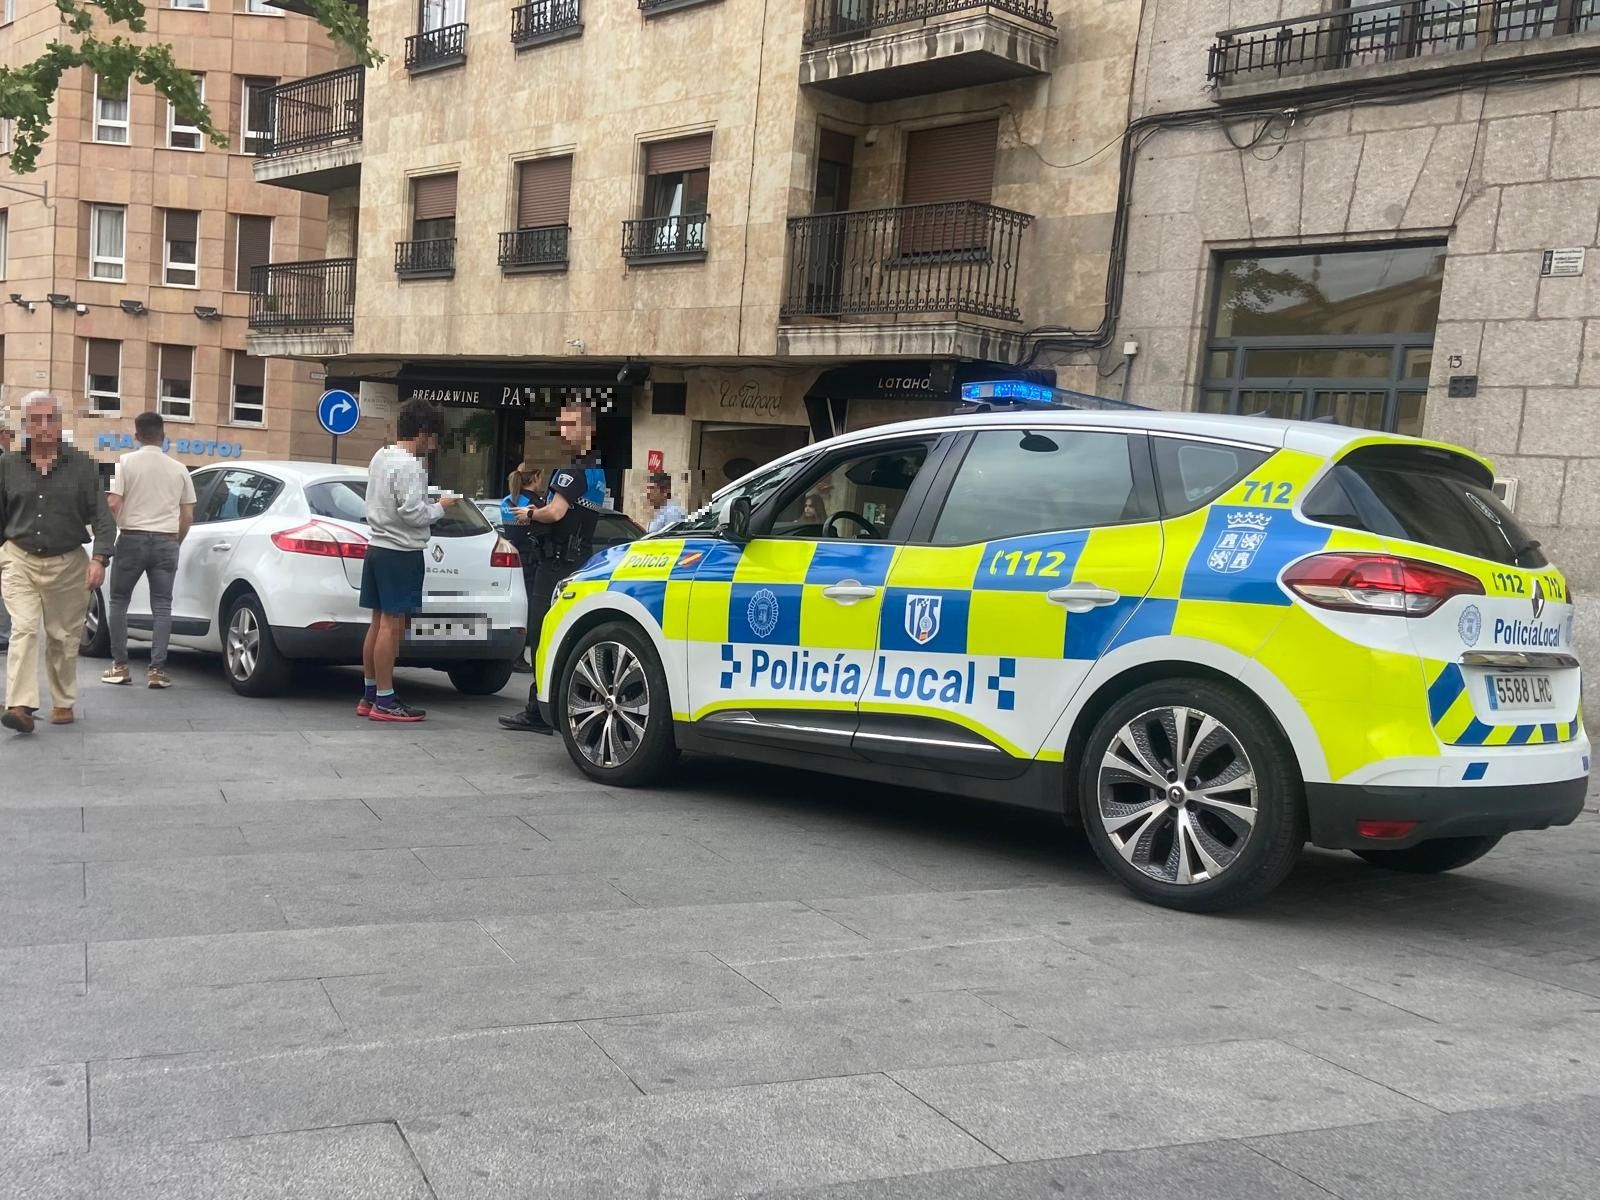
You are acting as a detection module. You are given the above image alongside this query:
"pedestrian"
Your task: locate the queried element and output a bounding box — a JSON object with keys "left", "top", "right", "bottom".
{"left": 357, "top": 397, "right": 457, "bottom": 723}
{"left": 644, "top": 472, "right": 687, "bottom": 534}
{"left": 499, "top": 402, "right": 603, "bottom": 734}
{"left": 499, "top": 465, "right": 543, "bottom": 673}
{"left": 101, "top": 412, "right": 196, "bottom": 690}
{"left": 0, "top": 391, "right": 116, "bottom": 734}
{"left": 0, "top": 418, "right": 14, "bottom": 654}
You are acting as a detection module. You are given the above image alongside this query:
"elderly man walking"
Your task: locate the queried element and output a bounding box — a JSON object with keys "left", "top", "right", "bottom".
{"left": 0, "top": 392, "right": 116, "bottom": 733}
{"left": 0, "top": 417, "right": 14, "bottom": 653}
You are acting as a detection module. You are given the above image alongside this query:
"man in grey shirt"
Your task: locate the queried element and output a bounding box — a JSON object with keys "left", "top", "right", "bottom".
{"left": 357, "top": 398, "right": 457, "bottom": 723}
{"left": 0, "top": 418, "right": 13, "bottom": 652}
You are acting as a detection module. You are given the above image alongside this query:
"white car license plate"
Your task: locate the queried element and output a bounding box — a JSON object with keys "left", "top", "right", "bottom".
{"left": 408, "top": 616, "right": 488, "bottom": 643}
{"left": 1485, "top": 673, "right": 1553, "bottom": 711}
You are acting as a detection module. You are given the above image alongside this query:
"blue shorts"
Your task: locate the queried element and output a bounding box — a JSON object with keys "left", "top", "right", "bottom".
{"left": 359, "top": 547, "right": 424, "bottom": 615}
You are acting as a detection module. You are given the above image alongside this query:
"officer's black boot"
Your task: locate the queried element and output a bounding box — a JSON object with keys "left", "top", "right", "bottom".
{"left": 499, "top": 707, "right": 553, "bottom": 734}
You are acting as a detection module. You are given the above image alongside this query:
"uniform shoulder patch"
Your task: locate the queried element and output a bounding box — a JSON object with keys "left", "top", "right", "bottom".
{"left": 554, "top": 471, "right": 575, "bottom": 487}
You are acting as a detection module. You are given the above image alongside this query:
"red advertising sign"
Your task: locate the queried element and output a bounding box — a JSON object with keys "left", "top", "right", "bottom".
{"left": 646, "top": 449, "right": 664, "bottom": 473}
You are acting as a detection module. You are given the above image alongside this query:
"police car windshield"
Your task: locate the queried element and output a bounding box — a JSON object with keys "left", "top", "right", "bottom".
{"left": 675, "top": 458, "right": 808, "bottom": 535}
{"left": 304, "top": 480, "right": 492, "bottom": 539}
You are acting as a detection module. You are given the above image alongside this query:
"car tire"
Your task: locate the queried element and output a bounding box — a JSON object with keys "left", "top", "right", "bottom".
{"left": 1354, "top": 835, "right": 1501, "bottom": 874}
{"left": 81, "top": 588, "right": 111, "bottom": 659}
{"left": 554, "top": 621, "right": 677, "bottom": 787}
{"left": 222, "top": 592, "right": 291, "bottom": 698}
{"left": 1077, "top": 678, "right": 1305, "bottom": 913}
{"left": 447, "top": 660, "right": 516, "bottom": 696}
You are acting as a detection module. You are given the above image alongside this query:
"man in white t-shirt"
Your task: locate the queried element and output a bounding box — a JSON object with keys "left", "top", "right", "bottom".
{"left": 102, "top": 412, "right": 196, "bottom": 690}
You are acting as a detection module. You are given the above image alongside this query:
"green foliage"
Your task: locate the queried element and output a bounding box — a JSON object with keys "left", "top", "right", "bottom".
{"left": 0, "top": 0, "right": 380, "bottom": 174}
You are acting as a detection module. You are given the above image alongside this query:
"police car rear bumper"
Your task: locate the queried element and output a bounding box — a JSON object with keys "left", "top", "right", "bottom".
{"left": 1305, "top": 777, "right": 1587, "bottom": 850}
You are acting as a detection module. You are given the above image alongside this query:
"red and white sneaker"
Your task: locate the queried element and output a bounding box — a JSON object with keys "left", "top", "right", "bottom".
{"left": 355, "top": 697, "right": 373, "bottom": 717}
{"left": 369, "top": 698, "right": 426, "bottom": 723}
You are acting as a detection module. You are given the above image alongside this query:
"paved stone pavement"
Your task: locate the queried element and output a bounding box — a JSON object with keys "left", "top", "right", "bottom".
{"left": 2, "top": 655, "right": 1599, "bottom": 1199}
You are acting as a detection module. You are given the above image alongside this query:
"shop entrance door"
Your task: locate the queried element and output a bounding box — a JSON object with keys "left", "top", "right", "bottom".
{"left": 807, "top": 131, "right": 854, "bottom": 316}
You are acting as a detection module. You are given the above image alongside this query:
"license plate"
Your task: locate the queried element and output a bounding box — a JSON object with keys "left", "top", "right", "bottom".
{"left": 408, "top": 616, "right": 488, "bottom": 643}
{"left": 1485, "top": 673, "right": 1553, "bottom": 711}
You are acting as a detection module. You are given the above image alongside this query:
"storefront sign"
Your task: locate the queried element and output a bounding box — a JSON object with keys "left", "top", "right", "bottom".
{"left": 810, "top": 362, "right": 957, "bottom": 402}
{"left": 646, "top": 449, "right": 664, "bottom": 472}
{"left": 400, "top": 381, "right": 616, "bottom": 411}
{"left": 94, "top": 432, "right": 244, "bottom": 459}
{"left": 686, "top": 369, "right": 809, "bottom": 426}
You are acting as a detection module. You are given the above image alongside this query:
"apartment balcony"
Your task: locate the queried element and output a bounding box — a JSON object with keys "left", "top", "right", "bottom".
{"left": 1209, "top": 0, "right": 1600, "bottom": 99}
{"left": 512, "top": 0, "right": 582, "bottom": 47}
{"left": 252, "top": 66, "right": 364, "bottom": 193}
{"left": 499, "top": 226, "right": 570, "bottom": 273}
{"left": 777, "top": 201, "right": 1034, "bottom": 359}
{"left": 246, "top": 259, "right": 356, "bottom": 358}
{"left": 622, "top": 214, "right": 709, "bottom": 265}
{"left": 396, "top": 238, "right": 457, "bottom": 280}
{"left": 799, "top": 0, "right": 1057, "bottom": 102}
{"left": 407, "top": 23, "right": 469, "bottom": 75}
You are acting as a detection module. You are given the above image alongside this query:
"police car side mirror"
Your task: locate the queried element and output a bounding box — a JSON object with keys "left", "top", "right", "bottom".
{"left": 721, "top": 495, "right": 753, "bottom": 542}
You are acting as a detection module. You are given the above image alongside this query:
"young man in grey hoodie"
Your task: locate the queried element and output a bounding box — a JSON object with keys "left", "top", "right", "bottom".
{"left": 358, "top": 398, "right": 457, "bottom": 722}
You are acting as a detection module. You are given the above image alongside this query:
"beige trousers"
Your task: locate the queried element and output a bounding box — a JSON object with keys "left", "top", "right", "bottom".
{"left": 0, "top": 543, "right": 90, "bottom": 712}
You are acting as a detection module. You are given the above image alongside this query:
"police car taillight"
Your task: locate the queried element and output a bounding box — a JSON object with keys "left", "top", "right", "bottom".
{"left": 1282, "top": 553, "right": 1484, "bottom": 617}
{"left": 270, "top": 520, "right": 369, "bottom": 560}
{"left": 490, "top": 536, "right": 521, "bottom": 569}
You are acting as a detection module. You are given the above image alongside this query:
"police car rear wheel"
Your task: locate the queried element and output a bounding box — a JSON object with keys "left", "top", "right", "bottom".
{"left": 557, "top": 623, "right": 676, "bottom": 786}
{"left": 1080, "top": 680, "right": 1304, "bottom": 912}
{"left": 1354, "top": 835, "right": 1501, "bottom": 874}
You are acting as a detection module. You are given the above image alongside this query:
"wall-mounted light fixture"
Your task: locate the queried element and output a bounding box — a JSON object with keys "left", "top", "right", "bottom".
{"left": 47, "top": 293, "right": 74, "bottom": 310}
{"left": 119, "top": 299, "right": 148, "bottom": 316}
{"left": 193, "top": 305, "right": 222, "bottom": 322}
{"left": 9, "top": 294, "right": 35, "bottom": 313}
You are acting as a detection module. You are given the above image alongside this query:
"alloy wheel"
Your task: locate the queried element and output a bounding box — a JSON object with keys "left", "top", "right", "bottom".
{"left": 1097, "top": 705, "right": 1259, "bottom": 885}
{"left": 566, "top": 640, "right": 649, "bottom": 768}
{"left": 226, "top": 605, "right": 260, "bottom": 682}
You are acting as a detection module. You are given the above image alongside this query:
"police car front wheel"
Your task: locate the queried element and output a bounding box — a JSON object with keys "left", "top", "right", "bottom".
{"left": 1079, "top": 679, "right": 1304, "bottom": 912}
{"left": 556, "top": 622, "right": 677, "bottom": 786}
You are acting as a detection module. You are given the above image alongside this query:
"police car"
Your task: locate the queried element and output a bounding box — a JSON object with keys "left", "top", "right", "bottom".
{"left": 533, "top": 410, "right": 1589, "bottom": 911}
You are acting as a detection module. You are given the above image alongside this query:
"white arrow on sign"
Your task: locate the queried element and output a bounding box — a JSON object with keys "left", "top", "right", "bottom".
{"left": 331, "top": 398, "right": 353, "bottom": 419}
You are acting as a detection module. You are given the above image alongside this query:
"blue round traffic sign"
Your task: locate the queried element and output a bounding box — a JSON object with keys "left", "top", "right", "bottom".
{"left": 317, "top": 389, "right": 359, "bottom": 437}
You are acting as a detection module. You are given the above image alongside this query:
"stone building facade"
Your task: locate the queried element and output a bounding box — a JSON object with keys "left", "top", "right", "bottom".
{"left": 0, "top": 0, "right": 347, "bottom": 469}
{"left": 247, "top": 0, "right": 1143, "bottom": 519}
{"left": 1103, "top": 1, "right": 1600, "bottom": 678}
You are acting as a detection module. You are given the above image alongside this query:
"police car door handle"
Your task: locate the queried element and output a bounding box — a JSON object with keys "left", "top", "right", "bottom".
{"left": 822, "top": 583, "right": 877, "bottom": 604}
{"left": 1046, "top": 583, "right": 1121, "bottom": 612}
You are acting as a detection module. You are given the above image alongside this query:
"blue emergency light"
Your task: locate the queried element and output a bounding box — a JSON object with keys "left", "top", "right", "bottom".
{"left": 957, "top": 381, "right": 1148, "bottom": 413}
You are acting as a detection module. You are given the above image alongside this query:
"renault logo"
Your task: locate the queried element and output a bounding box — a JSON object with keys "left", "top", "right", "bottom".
{"left": 1531, "top": 579, "right": 1545, "bottom": 619}
{"left": 431, "top": 544, "right": 445, "bottom": 564}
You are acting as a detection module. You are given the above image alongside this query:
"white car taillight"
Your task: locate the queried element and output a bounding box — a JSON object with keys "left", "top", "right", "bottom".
{"left": 1282, "top": 553, "right": 1484, "bottom": 617}
{"left": 490, "top": 536, "right": 521, "bottom": 569}
{"left": 270, "top": 520, "right": 369, "bottom": 560}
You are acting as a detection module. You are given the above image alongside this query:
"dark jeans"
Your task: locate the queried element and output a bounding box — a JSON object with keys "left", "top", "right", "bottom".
{"left": 109, "top": 532, "right": 181, "bottom": 670}
{"left": 523, "top": 560, "right": 565, "bottom": 712}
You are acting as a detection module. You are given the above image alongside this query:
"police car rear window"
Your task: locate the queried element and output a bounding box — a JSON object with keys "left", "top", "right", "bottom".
{"left": 305, "top": 480, "right": 491, "bottom": 539}
{"left": 1302, "top": 448, "right": 1546, "bottom": 568}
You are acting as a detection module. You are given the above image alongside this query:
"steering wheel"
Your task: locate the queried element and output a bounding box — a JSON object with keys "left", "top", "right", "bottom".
{"left": 824, "top": 511, "right": 884, "bottom": 540}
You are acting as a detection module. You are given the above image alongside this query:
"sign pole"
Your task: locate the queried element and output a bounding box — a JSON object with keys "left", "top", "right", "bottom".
{"left": 331, "top": 432, "right": 339, "bottom": 465}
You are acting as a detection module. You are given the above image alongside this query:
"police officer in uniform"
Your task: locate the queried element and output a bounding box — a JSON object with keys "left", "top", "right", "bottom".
{"left": 499, "top": 402, "right": 603, "bottom": 734}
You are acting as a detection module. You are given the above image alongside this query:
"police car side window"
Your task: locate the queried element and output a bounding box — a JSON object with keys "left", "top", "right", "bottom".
{"left": 1152, "top": 437, "right": 1270, "bottom": 516}
{"left": 931, "top": 431, "right": 1151, "bottom": 545}
{"left": 769, "top": 444, "right": 930, "bottom": 539}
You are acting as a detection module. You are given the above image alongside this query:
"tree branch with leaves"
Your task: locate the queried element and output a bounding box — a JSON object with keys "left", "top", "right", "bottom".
{"left": 0, "top": 0, "right": 380, "bottom": 174}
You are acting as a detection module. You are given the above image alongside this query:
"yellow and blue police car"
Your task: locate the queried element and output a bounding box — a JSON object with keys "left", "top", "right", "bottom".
{"left": 534, "top": 409, "right": 1589, "bottom": 911}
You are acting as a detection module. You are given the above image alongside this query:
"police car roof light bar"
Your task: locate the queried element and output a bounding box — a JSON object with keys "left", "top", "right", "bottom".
{"left": 956, "top": 381, "right": 1150, "bottom": 414}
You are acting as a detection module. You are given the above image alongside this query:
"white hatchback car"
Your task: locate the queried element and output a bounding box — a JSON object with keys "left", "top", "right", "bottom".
{"left": 83, "top": 461, "right": 529, "bottom": 696}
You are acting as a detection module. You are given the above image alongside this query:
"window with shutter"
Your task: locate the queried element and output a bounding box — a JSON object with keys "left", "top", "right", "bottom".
{"left": 411, "top": 173, "right": 458, "bottom": 241}
{"left": 167, "top": 73, "right": 206, "bottom": 151}
{"left": 517, "top": 157, "right": 572, "bottom": 230}
{"left": 159, "top": 345, "right": 194, "bottom": 419}
{"left": 235, "top": 215, "right": 273, "bottom": 291}
{"left": 86, "top": 339, "right": 122, "bottom": 414}
{"left": 241, "top": 77, "right": 276, "bottom": 155}
{"left": 639, "top": 135, "right": 711, "bottom": 256}
{"left": 900, "top": 120, "right": 998, "bottom": 256}
{"left": 164, "top": 210, "right": 200, "bottom": 287}
{"left": 231, "top": 351, "right": 266, "bottom": 425}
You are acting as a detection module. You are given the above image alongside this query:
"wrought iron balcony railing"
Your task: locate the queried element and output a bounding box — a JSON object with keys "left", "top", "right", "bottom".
{"left": 499, "top": 225, "right": 570, "bottom": 270}
{"left": 781, "top": 201, "right": 1033, "bottom": 322}
{"left": 803, "top": 0, "right": 1055, "bottom": 42}
{"left": 395, "top": 238, "right": 457, "bottom": 278}
{"left": 512, "top": 0, "right": 581, "bottom": 44}
{"left": 406, "top": 22, "right": 469, "bottom": 73}
{"left": 263, "top": 66, "right": 363, "bottom": 156}
{"left": 248, "top": 259, "right": 356, "bottom": 331}
{"left": 622, "top": 214, "right": 709, "bottom": 262}
{"left": 1209, "top": 0, "right": 1600, "bottom": 86}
